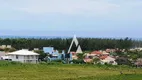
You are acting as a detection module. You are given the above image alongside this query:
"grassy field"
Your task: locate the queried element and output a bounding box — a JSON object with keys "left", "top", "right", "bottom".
{"left": 0, "top": 61, "right": 142, "bottom": 80}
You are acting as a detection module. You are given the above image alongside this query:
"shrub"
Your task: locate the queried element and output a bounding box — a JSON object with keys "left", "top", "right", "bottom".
{"left": 72, "top": 59, "right": 85, "bottom": 64}
{"left": 51, "top": 59, "right": 62, "bottom": 63}
{"left": 10, "top": 61, "right": 22, "bottom": 65}
{"left": 0, "top": 61, "right": 9, "bottom": 66}
{"left": 39, "top": 61, "right": 47, "bottom": 65}
{"left": 47, "top": 62, "right": 62, "bottom": 65}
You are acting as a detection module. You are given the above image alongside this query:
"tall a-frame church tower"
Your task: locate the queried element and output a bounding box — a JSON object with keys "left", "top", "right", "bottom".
{"left": 67, "top": 35, "right": 83, "bottom": 53}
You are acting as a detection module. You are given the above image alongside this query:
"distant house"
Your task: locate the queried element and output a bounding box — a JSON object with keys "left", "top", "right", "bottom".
{"left": 134, "top": 58, "right": 142, "bottom": 68}
{"left": 86, "top": 51, "right": 102, "bottom": 59}
{"left": 91, "top": 51, "right": 102, "bottom": 56}
{"left": 43, "top": 47, "right": 73, "bottom": 62}
{"left": 71, "top": 52, "right": 78, "bottom": 60}
{"left": 8, "top": 49, "right": 39, "bottom": 63}
{"left": 1, "top": 55, "right": 10, "bottom": 60}
{"left": 45, "top": 49, "right": 66, "bottom": 61}
{"left": 43, "top": 47, "right": 54, "bottom": 54}
{"left": 34, "top": 48, "right": 39, "bottom": 51}
{"left": 83, "top": 51, "right": 102, "bottom": 63}
{"left": 84, "top": 50, "right": 117, "bottom": 65}
{"left": 1, "top": 45, "right": 6, "bottom": 49}
{"left": 106, "top": 49, "right": 111, "bottom": 53}
{"left": 100, "top": 52, "right": 109, "bottom": 60}
{"left": 84, "top": 58, "right": 93, "bottom": 63}
{"left": 101, "top": 56, "right": 117, "bottom": 65}
{"left": 102, "top": 51, "right": 109, "bottom": 55}
{"left": 50, "top": 50, "right": 59, "bottom": 60}
{"left": 0, "top": 51, "right": 7, "bottom": 60}
{"left": 0, "top": 45, "right": 12, "bottom": 49}
{"left": 7, "top": 45, "right": 12, "bottom": 48}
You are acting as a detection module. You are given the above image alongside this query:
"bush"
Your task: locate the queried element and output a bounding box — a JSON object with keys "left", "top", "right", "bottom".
{"left": 39, "top": 61, "right": 47, "bottom": 65}
{"left": 39, "top": 61, "right": 63, "bottom": 65}
{"left": 72, "top": 59, "right": 85, "bottom": 64}
{"left": 0, "top": 61, "right": 9, "bottom": 66}
{"left": 51, "top": 59, "right": 62, "bottom": 63}
{"left": 115, "top": 57, "right": 131, "bottom": 65}
{"left": 9, "top": 48, "right": 16, "bottom": 52}
{"left": 10, "top": 61, "right": 22, "bottom": 65}
{"left": 0, "top": 61, "right": 22, "bottom": 66}
{"left": 47, "top": 62, "right": 62, "bottom": 65}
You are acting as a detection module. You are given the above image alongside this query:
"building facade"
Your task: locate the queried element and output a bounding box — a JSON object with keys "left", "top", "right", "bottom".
{"left": 8, "top": 50, "right": 39, "bottom": 63}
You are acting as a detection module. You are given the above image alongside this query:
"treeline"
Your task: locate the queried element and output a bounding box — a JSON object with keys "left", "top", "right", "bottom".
{"left": 0, "top": 37, "right": 134, "bottom": 51}
{"left": 132, "top": 40, "right": 142, "bottom": 48}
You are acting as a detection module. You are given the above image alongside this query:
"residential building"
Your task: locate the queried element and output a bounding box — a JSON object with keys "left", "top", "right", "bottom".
{"left": 7, "top": 45, "right": 12, "bottom": 48}
{"left": 0, "top": 51, "right": 7, "bottom": 60}
{"left": 101, "top": 56, "right": 117, "bottom": 65}
{"left": 43, "top": 47, "right": 54, "bottom": 54}
{"left": 34, "top": 48, "right": 39, "bottom": 51}
{"left": 8, "top": 49, "right": 39, "bottom": 63}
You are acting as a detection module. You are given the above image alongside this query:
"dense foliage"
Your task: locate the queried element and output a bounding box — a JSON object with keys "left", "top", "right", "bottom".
{"left": 0, "top": 37, "right": 133, "bottom": 51}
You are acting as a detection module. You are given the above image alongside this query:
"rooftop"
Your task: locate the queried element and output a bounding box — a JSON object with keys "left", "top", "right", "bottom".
{"left": 8, "top": 50, "right": 39, "bottom": 55}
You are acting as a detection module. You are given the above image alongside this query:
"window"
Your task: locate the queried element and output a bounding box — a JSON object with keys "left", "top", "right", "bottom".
{"left": 31, "top": 56, "right": 34, "bottom": 59}
{"left": 27, "top": 60, "right": 32, "bottom": 63}
{"left": 16, "top": 55, "right": 18, "bottom": 59}
{"left": 27, "top": 55, "right": 30, "bottom": 59}
{"left": 36, "top": 56, "right": 38, "bottom": 59}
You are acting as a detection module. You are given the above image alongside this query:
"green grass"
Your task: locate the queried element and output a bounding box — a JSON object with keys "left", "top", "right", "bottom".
{"left": 0, "top": 61, "right": 142, "bottom": 80}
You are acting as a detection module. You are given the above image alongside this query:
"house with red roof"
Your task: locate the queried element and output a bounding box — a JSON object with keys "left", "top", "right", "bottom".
{"left": 100, "top": 56, "right": 117, "bottom": 65}
{"left": 91, "top": 51, "right": 102, "bottom": 56}
{"left": 84, "top": 50, "right": 117, "bottom": 65}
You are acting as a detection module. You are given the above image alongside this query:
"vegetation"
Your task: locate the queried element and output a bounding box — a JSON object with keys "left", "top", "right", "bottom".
{"left": 34, "top": 50, "right": 47, "bottom": 61}
{"left": 0, "top": 37, "right": 133, "bottom": 52}
{"left": 0, "top": 37, "right": 141, "bottom": 66}
{"left": 0, "top": 37, "right": 142, "bottom": 79}
{"left": 93, "top": 58, "right": 100, "bottom": 64}
{"left": 4, "top": 48, "right": 16, "bottom": 52}
{"left": 0, "top": 61, "right": 142, "bottom": 80}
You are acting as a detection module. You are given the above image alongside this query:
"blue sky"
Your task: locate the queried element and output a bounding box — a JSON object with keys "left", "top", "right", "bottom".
{"left": 0, "top": 0, "right": 142, "bottom": 37}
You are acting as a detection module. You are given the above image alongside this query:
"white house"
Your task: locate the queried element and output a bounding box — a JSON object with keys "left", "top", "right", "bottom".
{"left": 7, "top": 45, "right": 12, "bottom": 48}
{"left": 8, "top": 49, "right": 39, "bottom": 63}
{"left": 101, "top": 56, "right": 117, "bottom": 65}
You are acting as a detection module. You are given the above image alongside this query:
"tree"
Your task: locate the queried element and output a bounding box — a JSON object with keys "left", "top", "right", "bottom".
{"left": 93, "top": 58, "right": 100, "bottom": 64}
{"left": 76, "top": 53, "right": 85, "bottom": 60}
{"left": 34, "top": 50, "right": 47, "bottom": 61}
{"left": 9, "top": 48, "right": 16, "bottom": 52}
{"left": 115, "top": 57, "right": 131, "bottom": 65}
{"left": 4, "top": 48, "right": 10, "bottom": 52}
{"left": 73, "top": 53, "right": 86, "bottom": 64}
{"left": 0, "top": 37, "right": 134, "bottom": 51}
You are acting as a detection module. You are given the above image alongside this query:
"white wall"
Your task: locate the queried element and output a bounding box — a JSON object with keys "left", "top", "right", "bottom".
{"left": 9, "top": 55, "right": 39, "bottom": 63}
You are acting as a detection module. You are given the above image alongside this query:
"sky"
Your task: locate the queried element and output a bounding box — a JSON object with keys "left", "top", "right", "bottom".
{"left": 0, "top": 0, "right": 142, "bottom": 38}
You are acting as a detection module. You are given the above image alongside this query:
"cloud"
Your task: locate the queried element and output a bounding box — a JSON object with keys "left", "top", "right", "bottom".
{"left": 1, "top": 0, "right": 120, "bottom": 16}
{"left": 0, "top": 0, "right": 142, "bottom": 20}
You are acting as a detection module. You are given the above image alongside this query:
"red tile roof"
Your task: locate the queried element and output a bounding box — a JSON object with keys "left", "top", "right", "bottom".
{"left": 100, "top": 55, "right": 108, "bottom": 60}
{"left": 91, "top": 51, "right": 102, "bottom": 55}
{"left": 84, "top": 58, "right": 93, "bottom": 63}
{"left": 71, "top": 52, "right": 76, "bottom": 55}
